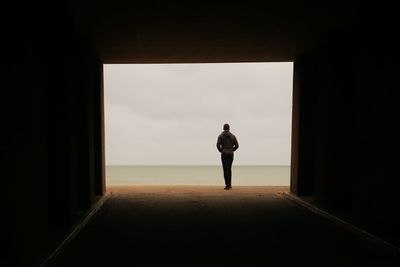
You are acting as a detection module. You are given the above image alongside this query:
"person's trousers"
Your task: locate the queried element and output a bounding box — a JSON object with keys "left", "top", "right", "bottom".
{"left": 221, "top": 153, "right": 234, "bottom": 187}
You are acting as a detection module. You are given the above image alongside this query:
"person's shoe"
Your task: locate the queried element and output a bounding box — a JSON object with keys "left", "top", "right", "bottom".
{"left": 228, "top": 186, "right": 232, "bottom": 190}
{"left": 224, "top": 186, "right": 229, "bottom": 190}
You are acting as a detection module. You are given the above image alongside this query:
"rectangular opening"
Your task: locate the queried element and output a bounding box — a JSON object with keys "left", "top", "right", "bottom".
{"left": 103, "top": 62, "right": 293, "bottom": 188}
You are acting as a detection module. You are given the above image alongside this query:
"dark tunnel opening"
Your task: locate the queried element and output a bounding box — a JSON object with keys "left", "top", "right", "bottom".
{"left": 102, "top": 62, "right": 294, "bottom": 188}
{"left": 2, "top": 1, "right": 400, "bottom": 266}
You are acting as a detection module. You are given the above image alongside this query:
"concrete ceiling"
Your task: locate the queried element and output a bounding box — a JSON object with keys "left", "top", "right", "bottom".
{"left": 69, "top": 0, "right": 356, "bottom": 63}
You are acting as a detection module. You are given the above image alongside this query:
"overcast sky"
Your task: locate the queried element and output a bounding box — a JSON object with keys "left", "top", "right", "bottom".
{"left": 104, "top": 63, "right": 293, "bottom": 166}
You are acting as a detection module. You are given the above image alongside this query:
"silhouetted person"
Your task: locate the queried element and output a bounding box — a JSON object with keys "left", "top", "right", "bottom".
{"left": 217, "top": 123, "right": 239, "bottom": 190}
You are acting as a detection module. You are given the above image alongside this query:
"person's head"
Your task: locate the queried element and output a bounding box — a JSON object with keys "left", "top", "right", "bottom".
{"left": 223, "top": 123, "right": 230, "bottom": 131}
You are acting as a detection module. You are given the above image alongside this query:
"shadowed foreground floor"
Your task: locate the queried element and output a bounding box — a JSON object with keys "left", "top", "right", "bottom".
{"left": 50, "top": 186, "right": 400, "bottom": 267}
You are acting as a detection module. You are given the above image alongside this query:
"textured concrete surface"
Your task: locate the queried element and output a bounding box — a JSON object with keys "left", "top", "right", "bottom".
{"left": 50, "top": 186, "right": 400, "bottom": 267}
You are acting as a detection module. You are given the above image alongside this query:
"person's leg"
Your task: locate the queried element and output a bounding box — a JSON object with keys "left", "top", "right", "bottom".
{"left": 221, "top": 154, "right": 229, "bottom": 188}
{"left": 222, "top": 154, "right": 233, "bottom": 189}
{"left": 226, "top": 155, "right": 233, "bottom": 188}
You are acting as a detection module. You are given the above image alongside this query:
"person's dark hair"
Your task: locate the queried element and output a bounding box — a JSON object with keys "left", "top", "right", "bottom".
{"left": 223, "top": 123, "right": 230, "bottom": 130}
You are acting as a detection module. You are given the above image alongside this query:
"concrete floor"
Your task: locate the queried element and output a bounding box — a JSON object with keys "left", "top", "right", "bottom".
{"left": 50, "top": 186, "right": 400, "bottom": 267}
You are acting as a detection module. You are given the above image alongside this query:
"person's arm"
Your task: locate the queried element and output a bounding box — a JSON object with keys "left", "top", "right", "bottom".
{"left": 216, "top": 136, "right": 222, "bottom": 152}
{"left": 233, "top": 136, "right": 239, "bottom": 151}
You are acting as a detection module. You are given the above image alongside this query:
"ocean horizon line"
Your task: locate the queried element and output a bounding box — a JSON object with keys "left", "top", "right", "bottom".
{"left": 106, "top": 165, "right": 291, "bottom": 186}
{"left": 106, "top": 164, "right": 291, "bottom": 167}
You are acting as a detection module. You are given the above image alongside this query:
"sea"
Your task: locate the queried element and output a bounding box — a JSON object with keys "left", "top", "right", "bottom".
{"left": 106, "top": 165, "right": 290, "bottom": 186}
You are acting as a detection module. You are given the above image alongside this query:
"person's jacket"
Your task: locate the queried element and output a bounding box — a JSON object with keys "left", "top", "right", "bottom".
{"left": 216, "top": 130, "right": 239, "bottom": 155}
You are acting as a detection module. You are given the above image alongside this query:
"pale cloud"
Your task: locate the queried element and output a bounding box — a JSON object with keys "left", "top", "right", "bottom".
{"left": 104, "top": 63, "right": 293, "bottom": 165}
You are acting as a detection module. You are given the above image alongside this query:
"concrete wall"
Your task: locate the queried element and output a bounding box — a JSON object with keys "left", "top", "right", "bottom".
{"left": 2, "top": 2, "right": 103, "bottom": 266}
{"left": 292, "top": 21, "right": 400, "bottom": 246}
